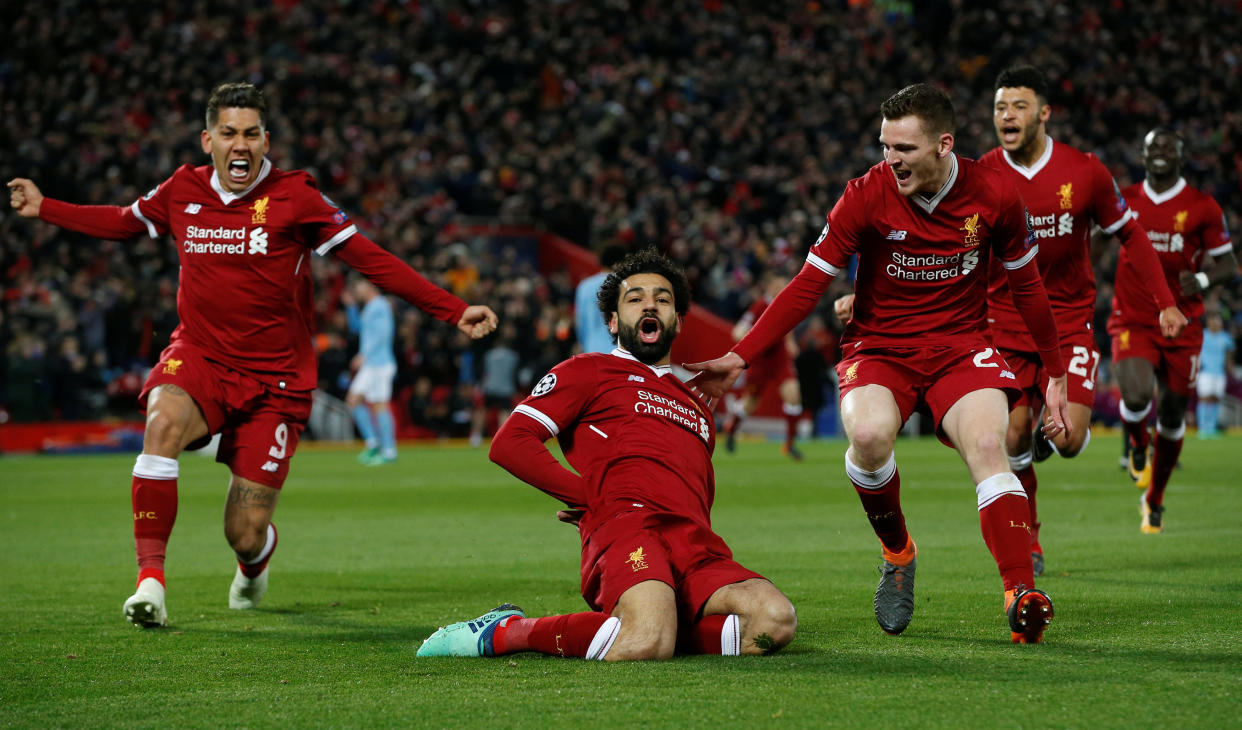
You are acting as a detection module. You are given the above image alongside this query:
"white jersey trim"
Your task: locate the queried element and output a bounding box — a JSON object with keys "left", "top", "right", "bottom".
{"left": 130, "top": 200, "right": 159, "bottom": 239}
{"left": 1208, "top": 242, "right": 1235, "bottom": 256}
{"left": 1100, "top": 208, "right": 1135, "bottom": 235}
{"left": 610, "top": 348, "right": 673, "bottom": 377}
{"left": 1002, "top": 243, "right": 1039, "bottom": 271}
{"left": 316, "top": 225, "right": 359, "bottom": 256}
{"left": 911, "top": 153, "right": 959, "bottom": 214}
{"left": 806, "top": 251, "right": 841, "bottom": 277}
{"left": 1142, "top": 177, "right": 1187, "bottom": 206}
{"left": 1001, "top": 135, "right": 1054, "bottom": 180}
{"left": 209, "top": 157, "right": 273, "bottom": 205}
{"left": 513, "top": 404, "right": 559, "bottom": 437}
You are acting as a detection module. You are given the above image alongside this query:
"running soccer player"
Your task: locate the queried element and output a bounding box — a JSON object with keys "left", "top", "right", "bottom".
{"left": 721, "top": 272, "right": 806, "bottom": 460}
{"left": 417, "top": 249, "right": 796, "bottom": 660}
{"left": 1103, "top": 127, "right": 1236, "bottom": 533}
{"left": 7, "top": 82, "right": 498, "bottom": 628}
{"left": 344, "top": 277, "right": 399, "bottom": 466}
{"left": 980, "top": 66, "right": 1186, "bottom": 572}
{"left": 687, "top": 83, "right": 1066, "bottom": 643}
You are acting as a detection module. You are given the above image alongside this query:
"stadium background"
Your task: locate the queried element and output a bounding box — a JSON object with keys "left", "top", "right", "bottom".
{"left": 2, "top": 0, "right": 1240, "bottom": 448}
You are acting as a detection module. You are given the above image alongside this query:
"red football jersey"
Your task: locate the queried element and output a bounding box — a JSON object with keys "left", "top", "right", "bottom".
{"left": 511, "top": 349, "right": 716, "bottom": 526}
{"left": 807, "top": 156, "right": 1036, "bottom": 350}
{"left": 1109, "top": 178, "right": 1233, "bottom": 328}
{"left": 980, "top": 139, "right": 1132, "bottom": 350}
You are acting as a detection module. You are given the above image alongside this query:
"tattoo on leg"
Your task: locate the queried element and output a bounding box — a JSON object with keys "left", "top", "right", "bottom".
{"left": 228, "top": 484, "right": 277, "bottom": 508}
{"left": 753, "top": 633, "right": 779, "bottom": 654}
{"left": 157, "top": 384, "right": 189, "bottom": 397}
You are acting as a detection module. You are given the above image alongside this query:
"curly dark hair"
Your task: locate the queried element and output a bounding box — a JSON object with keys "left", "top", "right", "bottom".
{"left": 995, "top": 65, "right": 1050, "bottom": 104}
{"left": 206, "top": 82, "right": 268, "bottom": 130}
{"left": 596, "top": 247, "right": 691, "bottom": 329}
{"left": 880, "top": 82, "right": 956, "bottom": 137}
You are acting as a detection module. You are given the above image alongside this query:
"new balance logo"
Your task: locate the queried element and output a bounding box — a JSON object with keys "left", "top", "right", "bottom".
{"left": 184, "top": 203, "right": 201, "bottom": 214}
{"left": 886, "top": 230, "right": 908, "bottom": 240}
{"left": 627, "top": 375, "right": 645, "bottom": 382}
{"left": 260, "top": 461, "right": 279, "bottom": 473}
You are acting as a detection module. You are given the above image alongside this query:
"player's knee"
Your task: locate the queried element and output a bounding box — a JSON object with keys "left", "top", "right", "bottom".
{"left": 969, "top": 430, "right": 1006, "bottom": 460}
{"left": 225, "top": 521, "right": 268, "bottom": 559}
{"left": 848, "top": 427, "right": 895, "bottom": 464}
{"left": 144, "top": 407, "right": 188, "bottom": 454}
{"left": 605, "top": 622, "right": 675, "bottom": 661}
{"left": 744, "top": 599, "right": 797, "bottom": 655}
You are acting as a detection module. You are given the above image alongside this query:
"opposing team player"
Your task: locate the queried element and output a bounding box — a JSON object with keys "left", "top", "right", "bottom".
{"left": 980, "top": 66, "right": 1185, "bottom": 572}
{"left": 417, "top": 249, "right": 796, "bottom": 660}
{"left": 7, "top": 82, "right": 498, "bottom": 628}
{"left": 1103, "top": 127, "right": 1236, "bottom": 533}
{"left": 687, "top": 84, "right": 1066, "bottom": 643}
{"left": 721, "top": 272, "right": 805, "bottom": 460}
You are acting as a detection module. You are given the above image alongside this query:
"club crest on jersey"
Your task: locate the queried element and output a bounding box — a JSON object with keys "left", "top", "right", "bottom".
{"left": 1119, "top": 330, "right": 1131, "bottom": 351}
{"left": 627, "top": 546, "right": 649, "bottom": 572}
{"left": 161, "top": 358, "right": 183, "bottom": 375}
{"left": 843, "top": 361, "right": 860, "bottom": 384}
{"left": 1174, "top": 210, "right": 1188, "bottom": 232}
{"left": 1058, "top": 183, "right": 1073, "bottom": 210}
{"left": 532, "top": 372, "right": 557, "bottom": 396}
{"left": 251, "top": 196, "right": 270, "bottom": 224}
{"left": 961, "top": 213, "right": 980, "bottom": 247}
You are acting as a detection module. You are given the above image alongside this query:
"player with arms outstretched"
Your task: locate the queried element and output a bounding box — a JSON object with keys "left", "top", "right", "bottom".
{"left": 417, "top": 249, "right": 796, "bottom": 660}
{"left": 980, "top": 66, "right": 1185, "bottom": 572}
{"left": 688, "top": 84, "right": 1067, "bottom": 643}
{"left": 1103, "top": 127, "right": 1236, "bottom": 532}
{"left": 7, "top": 82, "right": 498, "bottom": 628}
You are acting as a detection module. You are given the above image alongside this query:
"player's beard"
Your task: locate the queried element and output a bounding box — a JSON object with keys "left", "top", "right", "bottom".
{"left": 617, "top": 315, "right": 677, "bottom": 365}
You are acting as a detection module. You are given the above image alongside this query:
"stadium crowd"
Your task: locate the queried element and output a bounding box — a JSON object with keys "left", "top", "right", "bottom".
{"left": 3, "top": 0, "right": 1240, "bottom": 431}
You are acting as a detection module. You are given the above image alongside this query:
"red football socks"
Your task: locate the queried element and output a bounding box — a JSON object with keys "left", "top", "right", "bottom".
{"left": 679, "top": 613, "right": 741, "bottom": 655}
{"left": 131, "top": 454, "right": 179, "bottom": 587}
{"left": 1147, "top": 433, "right": 1183, "bottom": 508}
{"left": 1014, "top": 464, "right": 1040, "bottom": 547}
{"left": 493, "top": 612, "right": 612, "bottom": 658}
{"left": 977, "top": 473, "right": 1035, "bottom": 592}
{"left": 847, "top": 455, "right": 907, "bottom": 553}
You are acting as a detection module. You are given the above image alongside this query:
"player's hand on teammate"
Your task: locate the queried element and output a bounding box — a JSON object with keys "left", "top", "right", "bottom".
{"left": 1157, "top": 305, "right": 1188, "bottom": 339}
{"left": 833, "top": 294, "right": 855, "bottom": 324}
{"left": 6, "top": 178, "right": 43, "bottom": 217}
{"left": 556, "top": 508, "right": 585, "bottom": 531}
{"left": 1041, "top": 375, "right": 1071, "bottom": 439}
{"left": 458, "top": 305, "right": 499, "bottom": 339}
{"left": 683, "top": 351, "right": 747, "bottom": 405}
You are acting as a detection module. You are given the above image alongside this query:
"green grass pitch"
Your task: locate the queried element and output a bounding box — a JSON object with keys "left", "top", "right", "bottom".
{"left": 2, "top": 433, "right": 1239, "bottom": 728}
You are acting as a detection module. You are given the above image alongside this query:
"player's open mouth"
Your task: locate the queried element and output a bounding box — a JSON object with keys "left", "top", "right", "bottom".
{"left": 1000, "top": 125, "right": 1021, "bottom": 144}
{"left": 228, "top": 159, "right": 250, "bottom": 183}
{"left": 639, "top": 316, "right": 662, "bottom": 344}
{"left": 893, "top": 168, "right": 912, "bottom": 183}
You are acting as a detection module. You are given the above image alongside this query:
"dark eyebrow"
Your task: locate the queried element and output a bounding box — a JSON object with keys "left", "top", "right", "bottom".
{"left": 624, "top": 285, "right": 673, "bottom": 297}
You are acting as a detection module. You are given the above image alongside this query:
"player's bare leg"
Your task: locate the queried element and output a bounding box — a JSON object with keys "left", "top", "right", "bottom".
{"left": 1044, "top": 402, "right": 1093, "bottom": 457}
{"left": 841, "top": 385, "right": 916, "bottom": 634}
{"left": 943, "top": 389, "right": 1051, "bottom": 642}
{"left": 125, "top": 385, "right": 210, "bottom": 628}
{"left": 224, "top": 475, "right": 280, "bottom": 609}
{"left": 601, "top": 580, "right": 679, "bottom": 661}
{"left": 1117, "top": 357, "right": 1158, "bottom": 487}
{"left": 1141, "top": 383, "right": 1189, "bottom": 533}
{"left": 699, "top": 579, "right": 796, "bottom": 655}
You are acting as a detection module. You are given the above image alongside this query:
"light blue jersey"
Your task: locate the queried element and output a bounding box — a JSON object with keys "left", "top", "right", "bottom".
{"left": 1200, "top": 329, "right": 1235, "bottom": 377}
{"left": 575, "top": 271, "right": 614, "bottom": 354}
{"left": 348, "top": 295, "right": 396, "bottom": 368}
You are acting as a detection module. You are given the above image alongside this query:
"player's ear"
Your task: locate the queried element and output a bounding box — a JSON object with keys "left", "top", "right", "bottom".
{"left": 200, "top": 129, "right": 212, "bottom": 154}
{"left": 938, "top": 132, "right": 955, "bottom": 158}
{"left": 1039, "top": 104, "right": 1051, "bottom": 124}
{"left": 608, "top": 313, "right": 619, "bottom": 335}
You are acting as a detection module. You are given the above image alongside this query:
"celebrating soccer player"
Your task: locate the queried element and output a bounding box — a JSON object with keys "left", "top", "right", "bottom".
{"left": 417, "top": 249, "right": 797, "bottom": 660}
{"left": 720, "top": 272, "right": 806, "bottom": 460}
{"left": 687, "top": 84, "right": 1065, "bottom": 643}
{"left": 1101, "top": 127, "right": 1236, "bottom": 533}
{"left": 7, "top": 82, "right": 498, "bottom": 628}
{"left": 980, "top": 66, "right": 1186, "bottom": 572}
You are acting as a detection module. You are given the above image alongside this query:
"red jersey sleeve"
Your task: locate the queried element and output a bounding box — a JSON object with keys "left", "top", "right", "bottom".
{"left": 38, "top": 172, "right": 177, "bottom": 241}
{"left": 1204, "top": 199, "right": 1234, "bottom": 256}
{"left": 1087, "top": 155, "right": 1135, "bottom": 235}
{"left": 733, "top": 186, "right": 862, "bottom": 364}
{"left": 489, "top": 413, "right": 587, "bottom": 508}
{"left": 333, "top": 237, "right": 468, "bottom": 326}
